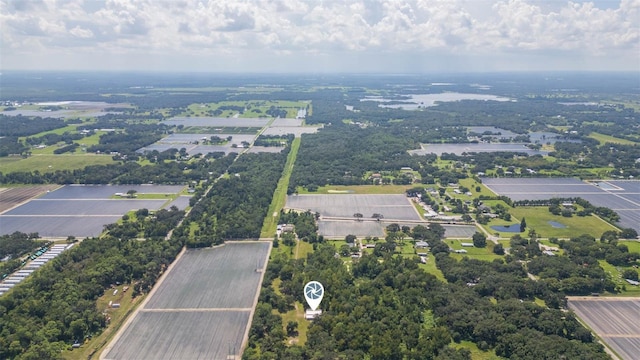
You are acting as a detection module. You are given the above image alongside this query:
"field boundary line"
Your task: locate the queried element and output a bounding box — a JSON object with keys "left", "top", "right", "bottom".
{"left": 99, "top": 246, "right": 188, "bottom": 360}
{"left": 240, "top": 240, "right": 272, "bottom": 356}
{"left": 140, "top": 308, "right": 252, "bottom": 312}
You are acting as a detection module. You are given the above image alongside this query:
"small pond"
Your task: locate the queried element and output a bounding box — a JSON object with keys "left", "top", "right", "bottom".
{"left": 547, "top": 221, "right": 567, "bottom": 229}
{"left": 490, "top": 224, "right": 522, "bottom": 233}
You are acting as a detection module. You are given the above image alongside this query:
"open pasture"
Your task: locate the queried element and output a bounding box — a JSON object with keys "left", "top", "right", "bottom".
{"left": 286, "top": 194, "right": 421, "bottom": 221}
{"left": 568, "top": 297, "right": 640, "bottom": 360}
{"left": 145, "top": 242, "right": 270, "bottom": 309}
{"left": 103, "top": 311, "right": 250, "bottom": 360}
{"left": 482, "top": 178, "right": 640, "bottom": 232}
{"left": 161, "top": 116, "right": 269, "bottom": 128}
{"left": 0, "top": 154, "right": 115, "bottom": 173}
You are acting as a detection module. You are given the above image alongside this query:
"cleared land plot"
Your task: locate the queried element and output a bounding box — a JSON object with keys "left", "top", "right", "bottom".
{"left": 166, "top": 196, "right": 192, "bottom": 211}
{"left": 5, "top": 199, "right": 166, "bottom": 216}
{"left": 104, "top": 311, "right": 249, "bottom": 360}
{"left": 317, "top": 220, "right": 475, "bottom": 239}
{"left": 0, "top": 185, "right": 60, "bottom": 213}
{"left": 247, "top": 146, "right": 284, "bottom": 153}
{"left": 482, "top": 178, "right": 640, "bottom": 232}
{"left": 161, "top": 117, "right": 269, "bottom": 127}
{"left": 136, "top": 133, "right": 257, "bottom": 155}
{"left": 0, "top": 216, "right": 120, "bottom": 237}
{"left": 409, "top": 143, "right": 548, "bottom": 156}
{"left": 40, "top": 185, "right": 185, "bottom": 199}
{"left": 568, "top": 298, "right": 640, "bottom": 360}
{"left": 145, "top": 242, "right": 270, "bottom": 309}
{"left": 286, "top": 194, "right": 421, "bottom": 221}
{"left": 271, "top": 118, "right": 303, "bottom": 126}
{"left": 318, "top": 220, "right": 384, "bottom": 238}
{"left": 262, "top": 126, "right": 320, "bottom": 137}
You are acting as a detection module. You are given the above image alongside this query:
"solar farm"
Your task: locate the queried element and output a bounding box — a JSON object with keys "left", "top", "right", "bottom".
{"left": 103, "top": 241, "right": 271, "bottom": 360}
{"left": 482, "top": 178, "right": 640, "bottom": 232}
{"left": 0, "top": 185, "right": 186, "bottom": 238}
{"left": 286, "top": 194, "right": 476, "bottom": 238}
{"left": 568, "top": 297, "right": 640, "bottom": 360}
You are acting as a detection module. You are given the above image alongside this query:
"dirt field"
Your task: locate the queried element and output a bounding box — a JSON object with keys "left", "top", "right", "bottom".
{"left": 0, "top": 185, "right": 60, "bottom": 213}
{"left": 568, "top": 297, "right": 640, "bottom": 360}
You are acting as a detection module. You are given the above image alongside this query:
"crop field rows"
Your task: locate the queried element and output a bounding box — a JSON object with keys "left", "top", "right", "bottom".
{"left": 568, "top": 298, "right": 640, "bottom": 360}
{"left": 103, "top": 242, "right": 271, "bottom": 360}
{"left": 161, "top": 117, "right": 271, "bottom": 127}
{"left": 482, "top": 178, "right": 640, "bottom": 232}
{"left": 286, "top": 194, "right": 422, "bottom": 221}
{"left": 0, "top": 185, "right": 185, "bottom": 237}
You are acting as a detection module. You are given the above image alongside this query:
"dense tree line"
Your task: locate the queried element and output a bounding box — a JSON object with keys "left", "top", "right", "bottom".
{"left": 289, "top": 126, "right": 419, "bottom": 190}
{"left": 180, "top": 151, "right": 289, "bottom": 247}
{"left": 0, "top": 115, "right": 66, "bottom": 137}
{"left": 245, "top": 231, "right": 609, "bottom": 359}
{"left": 0, "top": 212, "right": 187, "bottom": 360}
{"left": 278, "top": 210, "right": 320, "bottom": 243}
{"left": 0, "top": 137, "right": 29, "bottom": 157}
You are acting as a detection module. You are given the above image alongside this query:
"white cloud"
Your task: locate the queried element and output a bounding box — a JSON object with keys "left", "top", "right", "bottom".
{"left": 0, "top": 0, "right": 637, "bottom": 71}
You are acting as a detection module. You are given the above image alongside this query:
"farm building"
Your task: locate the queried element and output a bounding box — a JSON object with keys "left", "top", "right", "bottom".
{"left": 454, "top": 249, "right": 468, "bottom": 254}
{"left": 461, "top": 242, "right": 474, "bottom": 247}
{"left": 415, "top": 241, "right": 429, "bottom": 249}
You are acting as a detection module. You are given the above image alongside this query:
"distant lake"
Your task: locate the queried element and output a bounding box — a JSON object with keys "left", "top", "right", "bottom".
{"left": 409, "top": 143, "right": 549, "bottom": 156}
{"left": 361, "top": 92, "right": 512, "bottom": 109}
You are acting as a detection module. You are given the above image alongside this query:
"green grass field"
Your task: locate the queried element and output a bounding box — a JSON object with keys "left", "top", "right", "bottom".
{"left": 0, "top": 154, "right": 115, "bottom": 173}
{"left": 445, "top": 239, "right": 503, "bottom": 262}
{"left": 598, "top": 260, "right": 640, "bottom": 297}
{"left": 260, "top": 138, "right": 300, "bottom": 238}
{"left": 482, "top": 207, "right": 619, "bottom": 239}
{"left": 588, "top": 132, "right": 637, "bottom": 146}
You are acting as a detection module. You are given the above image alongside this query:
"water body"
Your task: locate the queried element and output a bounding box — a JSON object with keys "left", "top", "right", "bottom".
{"left": 547, "top": 221, "right": 567, "bottom": 228}
{"left": 361, "top": 92, "right": 512, "bottom": 110}
{"left": 491, "top": 224, "right": 522, "bottom": 233}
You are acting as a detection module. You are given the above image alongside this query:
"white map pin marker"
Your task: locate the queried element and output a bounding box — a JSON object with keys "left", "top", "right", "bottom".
{"left": 304, "top": 281, "right": 324, "bottom": 311}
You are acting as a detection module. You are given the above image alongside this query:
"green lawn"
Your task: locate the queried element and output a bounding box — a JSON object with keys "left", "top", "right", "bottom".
{"left": 507, "top": 207, "right": 619, "bottom": 239}
{"left": 260, "top": 138, "right": 300, "bottom": 238}
{"left": 598, "top": 260, "right": 640, "bottom": 297}
{"left": 589, "top": 132, "right": 637, "bottom": 146}
{"left": 0, "top": 154, "right": 115, "bottom": 173}
{"left": 445, "top": 239, "right": 503, "bottom": 262}
{"left": 452, "top": 340, "right": 503, "bottom": 360}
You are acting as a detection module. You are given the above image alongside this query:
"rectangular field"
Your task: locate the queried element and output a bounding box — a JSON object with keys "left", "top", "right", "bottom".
{"left": 104, "top": 242, "right": 270, "bottom": 360}
{"left": 161, "top": 117, "right": 270, "bottom": 128}
{"left": 0, "top": 215, "right": 121, "bottom": 238}
{"left": 0, "top": 185, "right": 60, "bottom": 213}
{"left": 568, "top": 298, "right": 640, "bottom": 360}
{"left": 104, "top": 311, "right": 250, "bottom": 360}
{"left": 286, "top": 194, "right": 421, "bottom": 221}
{"left": 0, "top": 185, "right": 185, "bottom": 237}
{"left": 5, "top": 199, "right": 166, "bottom": 216}
{"left": 262, "top": 126, "right": 320, "bottom": 137}
{"left": 145, "top": 242, "right": 270, "bottom": 309}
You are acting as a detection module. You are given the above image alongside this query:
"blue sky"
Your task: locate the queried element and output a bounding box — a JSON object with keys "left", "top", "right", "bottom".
{"left": 1, "top": 0, "right": 638, "bottom": 73}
